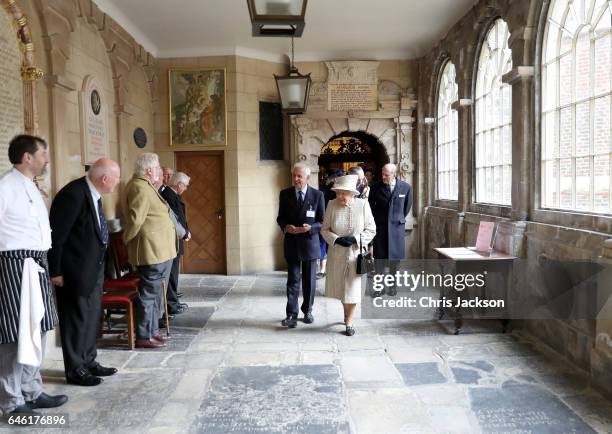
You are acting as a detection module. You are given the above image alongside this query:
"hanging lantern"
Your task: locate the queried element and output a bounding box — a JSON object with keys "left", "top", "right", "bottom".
{"left": 247, "top": 0, "right": 307, "bottom": 37}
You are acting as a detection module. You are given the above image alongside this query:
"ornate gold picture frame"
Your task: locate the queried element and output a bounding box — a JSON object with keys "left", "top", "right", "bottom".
{"left": 168, "top": 67, "right": 226, "bottom": 146}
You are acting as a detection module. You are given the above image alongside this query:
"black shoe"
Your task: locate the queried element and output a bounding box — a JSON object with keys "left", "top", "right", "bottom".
{"left": 66, "top": 367, "right": 103, "bottom": 387}
{"left": 281, "top": 317, "right": 297, "bottom": 328}
{"left": 387, "top": 287, "right": 397, "bottom": 296}
{"left": 316, "top": 272, "right": 326, "bottom": 279}
{"left": 345, "top": 326, "right": 355, "bottom": 336}
{"left": 303, "top": 313, "right": 314, "bottom": 324}
{"left": 169, "top": 304, "right": 188, "bottom": 315}
{"left": 371, "top": 290, "right": 384, "bottom": 298}
{"left": 88, "top": 364, "right": 117, "bottom": 377}
{"left": 10, "top": 404, "right": 38, "bottom": 414}
{"left": 177, "top": 292, "right": 184, "bottom": 298}
{"left": 26, "top": 392, "right": 69, "bottom": 408}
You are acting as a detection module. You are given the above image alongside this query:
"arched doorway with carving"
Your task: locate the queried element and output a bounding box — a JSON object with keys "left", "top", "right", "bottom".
{"left": 317, "top": 130, "right": 389, "bottom": 187}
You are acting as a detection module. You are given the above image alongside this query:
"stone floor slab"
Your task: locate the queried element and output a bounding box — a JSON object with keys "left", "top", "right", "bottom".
{"left": 190, "top": 365, "right": 349, "bottom": 434}
{"left": 171, "top": 307, "right": 215, "bottom": 328}
{"left": 348, "top": 388, "right": 434, "bottom": 434}
{"left": 470, "top": 383, "right": 596, "bottom": 433}
{"left": 340, "top": 353, "right": 402, "bottom": 384}
{"left": 396, "top": 362, "right": 447, "bottom": 386}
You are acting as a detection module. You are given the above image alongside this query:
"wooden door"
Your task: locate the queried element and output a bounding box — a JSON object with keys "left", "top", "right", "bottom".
{"left": 176, "top": 152, "right": 226, "bottom": 274}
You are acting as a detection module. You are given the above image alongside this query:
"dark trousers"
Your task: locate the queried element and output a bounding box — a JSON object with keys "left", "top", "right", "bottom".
{"left": 167, "top": 255, "right": 181, "bottom": 311}
{"left": 56, "top": 267, "right": 103, "bottom": 378}
{"left": 375, "top": 259, "right": 400, "bottom": 275}
{"left": 286, "top": 259, "right": 317, "bottom": 318}
{"left": 136, "top": 260, "right": 172, "bottom": 340}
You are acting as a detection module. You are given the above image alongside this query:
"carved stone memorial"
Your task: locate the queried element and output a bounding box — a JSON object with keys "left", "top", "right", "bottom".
{"left": 80, "top": 75, "right": 109, "bottom": 165}
{"left": 0, "top": 8, "right": 24, "bottom": 173}
{"left": 325, "top": 61, "right": 379, "bottom": 111}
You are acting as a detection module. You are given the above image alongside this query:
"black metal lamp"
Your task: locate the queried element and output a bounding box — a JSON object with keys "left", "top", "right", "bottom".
{"left": 247, "top": 0, "right": 307, "bottom": 37}
{"left": 274, "top": 37, "right": 311, "bottom": 114}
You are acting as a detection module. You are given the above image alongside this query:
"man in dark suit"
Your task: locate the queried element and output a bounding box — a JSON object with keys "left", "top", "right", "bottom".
{"left": 277, "top": 163, "right": 325, "bottom": 328}
{"left": 160, "top": 171, "right": 191, "bottom": 316}
{"left": 48, "top": 158, "right": 121, "bottom": 386}
{"left": 368, "top": 163, "right": 413, "bottom": 296}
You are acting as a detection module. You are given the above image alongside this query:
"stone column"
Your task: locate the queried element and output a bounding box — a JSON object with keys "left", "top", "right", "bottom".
{"left": 396, "top": 89, "right": 417, "bottom": 228}
{"left": 503, "top": 66, "right": 534, "bottom": 222}
{"left": 21, "top": 66, "right": 43, "bottom": 135}
{"left": 451, "top": 99, "right": 473, "bottom": 214}
{"left": 45, "top": 74, "right": 76, "bottom": 194}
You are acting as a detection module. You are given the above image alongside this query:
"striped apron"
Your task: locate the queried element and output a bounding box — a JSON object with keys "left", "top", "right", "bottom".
{"left": 0, "top": 250, "right": 58, "bottom": 345}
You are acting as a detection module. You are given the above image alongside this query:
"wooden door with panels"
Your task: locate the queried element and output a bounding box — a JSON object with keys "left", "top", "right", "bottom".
{"left": 176, "top": 151, "right": 226, "bottom": 274}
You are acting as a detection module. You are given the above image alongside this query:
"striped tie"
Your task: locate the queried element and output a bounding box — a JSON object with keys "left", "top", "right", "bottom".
{"left": 98, "top": 198, "right": 109, "bottom": 245}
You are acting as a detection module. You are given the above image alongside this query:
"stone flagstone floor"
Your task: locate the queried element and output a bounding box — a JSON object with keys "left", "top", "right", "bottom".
{"left": 2, "top": 272, "right": 612, "bottom": 433}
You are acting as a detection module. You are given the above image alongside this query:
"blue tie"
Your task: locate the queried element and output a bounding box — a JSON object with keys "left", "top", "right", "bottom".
{"left": 298, "top": 190, "right": 304, "bottom": 208}
{"left": 98, "top": 198, "right": 109, "bottom": 245}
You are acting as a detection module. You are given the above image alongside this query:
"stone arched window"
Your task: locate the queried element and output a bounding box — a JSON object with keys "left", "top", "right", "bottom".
{"left": 436, "top": 60, "right": 459, "bottom": 200}
{"left": 541, "top": 0, "right": 611, "bottom": 213}
{"left": 474, "top": 19, "right": 513, "bottom": 205}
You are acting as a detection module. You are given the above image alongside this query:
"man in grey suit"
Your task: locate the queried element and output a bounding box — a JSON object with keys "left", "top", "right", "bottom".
{"left": 276, "top": 163, "right": 325, "bottom": 328}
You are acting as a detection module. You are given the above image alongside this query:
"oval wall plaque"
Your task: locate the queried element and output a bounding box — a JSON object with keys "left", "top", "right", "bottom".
{"left": 133, "top": 127, "right": 147, "bottom": 148}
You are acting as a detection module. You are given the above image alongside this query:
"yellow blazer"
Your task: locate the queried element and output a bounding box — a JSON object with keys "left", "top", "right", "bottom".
{"left": 123, "top": 175, "right": 177, "bottom": 266}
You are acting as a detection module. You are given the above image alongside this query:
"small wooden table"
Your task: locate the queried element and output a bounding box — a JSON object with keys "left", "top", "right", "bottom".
{"left": 433, "top": 247, "right": 517, "bottom": 334}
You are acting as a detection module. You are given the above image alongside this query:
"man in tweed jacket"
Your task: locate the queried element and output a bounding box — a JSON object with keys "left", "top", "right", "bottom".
{"left": 124, "top": 152, "right": 177, "bottom": 349}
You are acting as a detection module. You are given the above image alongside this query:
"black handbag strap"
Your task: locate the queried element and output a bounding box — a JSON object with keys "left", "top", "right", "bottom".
{"left": 359, "top": 200, "right": 367, "bottom": 254}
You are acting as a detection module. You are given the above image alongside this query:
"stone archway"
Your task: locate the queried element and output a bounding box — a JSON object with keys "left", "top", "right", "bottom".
{"left": 289, "top": 79, "right": 417, "bottom": 229}
{"left": 317, "top": 130, "right": 390, "bottom": 185}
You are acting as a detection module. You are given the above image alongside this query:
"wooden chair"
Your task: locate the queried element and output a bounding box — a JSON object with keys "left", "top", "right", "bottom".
{"left": 100, "top": 284, "right": 138, "bottom": 350}
{"left": 101, "top": 230, "right": 171, "bottom": 342}
{"left": 108, "top": 231, "right": 139, "bottom": 282}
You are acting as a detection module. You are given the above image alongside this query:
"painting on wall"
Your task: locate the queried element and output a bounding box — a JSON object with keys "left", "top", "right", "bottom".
{"left": 169, "top": 68, "right": 226, "bottom": 146}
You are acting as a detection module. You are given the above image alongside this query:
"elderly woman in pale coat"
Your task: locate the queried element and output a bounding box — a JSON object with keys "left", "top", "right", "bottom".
{"left": 321, "top": 175, "right": 376, "bottom": 336}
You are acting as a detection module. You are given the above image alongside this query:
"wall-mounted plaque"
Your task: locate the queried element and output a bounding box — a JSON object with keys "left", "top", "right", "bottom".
{"left": 325, "top": 61, "right": 380, "bottom": 112}
{"left": 0, "top": 9, "right": 24, "bottom": 173}
{"left": 133, "top": 127, "right": 147, "bottom": 148}
{"left": 79, "top": 75, "right": 109, "bottom": 165}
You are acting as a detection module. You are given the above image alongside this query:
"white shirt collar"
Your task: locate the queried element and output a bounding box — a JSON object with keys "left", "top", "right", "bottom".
{"left": 12, "top": 167, "right": 34, "bottom": 184}
{"left": 85, "top": 176, "right": 101, "bottom": 202}
{"left": 295, "top": 185, "right": 308, "bottom": 196}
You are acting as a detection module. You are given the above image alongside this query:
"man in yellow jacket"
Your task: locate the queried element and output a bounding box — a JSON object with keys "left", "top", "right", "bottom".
{"left": 124, "top": 152, "right": 177, "bottom": 348}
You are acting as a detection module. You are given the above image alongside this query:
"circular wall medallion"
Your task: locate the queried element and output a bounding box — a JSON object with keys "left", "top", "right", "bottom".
{"left": 90, "top": 89, "right": 101, "bottom": 115}
{"left": 133, "top": 127, "right": 147, "bottom": 148}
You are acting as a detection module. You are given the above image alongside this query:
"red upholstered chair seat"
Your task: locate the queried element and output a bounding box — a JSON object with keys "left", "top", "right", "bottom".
{"left": 102, "top": 289, "right": 138, "bottom": 303}
{"left": 100, "top": 280, "right": 138, "bottom": 350}
{"left": 104, "top": 278, "right": 139, "bottom": 289}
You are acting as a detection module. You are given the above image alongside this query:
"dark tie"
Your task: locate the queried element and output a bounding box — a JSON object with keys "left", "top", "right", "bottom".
{"left": 97, "top": 198, "right": 109, "bottom": 245}
{"left": 298, "top": 190, "right": 304, "bottom": 208}
{"left": 385, "top": 184, "right": 391, "bottom": 195}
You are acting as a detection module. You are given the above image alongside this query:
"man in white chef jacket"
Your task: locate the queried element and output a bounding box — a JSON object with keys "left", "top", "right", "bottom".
{"left": 0, "top": 134, "right": 68, "bottom": 415}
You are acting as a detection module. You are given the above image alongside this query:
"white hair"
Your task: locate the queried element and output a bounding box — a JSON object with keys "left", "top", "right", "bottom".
{"left": 170, "top": 172, "right": 190, "bottom": 186}
{"left": 383, "top": 163, "right": 397, "bottom": 174}
{"left": 134, "top": 152, "right": 160, "bottom": 176}
{"left": 292, "top": 162, "right": 311, "bottom": 177}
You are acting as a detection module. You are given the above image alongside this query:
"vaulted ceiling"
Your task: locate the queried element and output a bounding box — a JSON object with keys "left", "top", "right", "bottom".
{"left": 93, "top": 0, "right": 479, "bottom": 61}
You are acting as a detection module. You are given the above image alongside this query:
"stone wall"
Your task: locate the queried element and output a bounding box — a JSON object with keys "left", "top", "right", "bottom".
{"left": 13, "top": 0, "right": 157, "bottom": 217}
{"left": 154, "top": 56, "right": 289, "bottom": 274}
{"left": 416, "top": 0, "right": 612, "bottom": 397}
